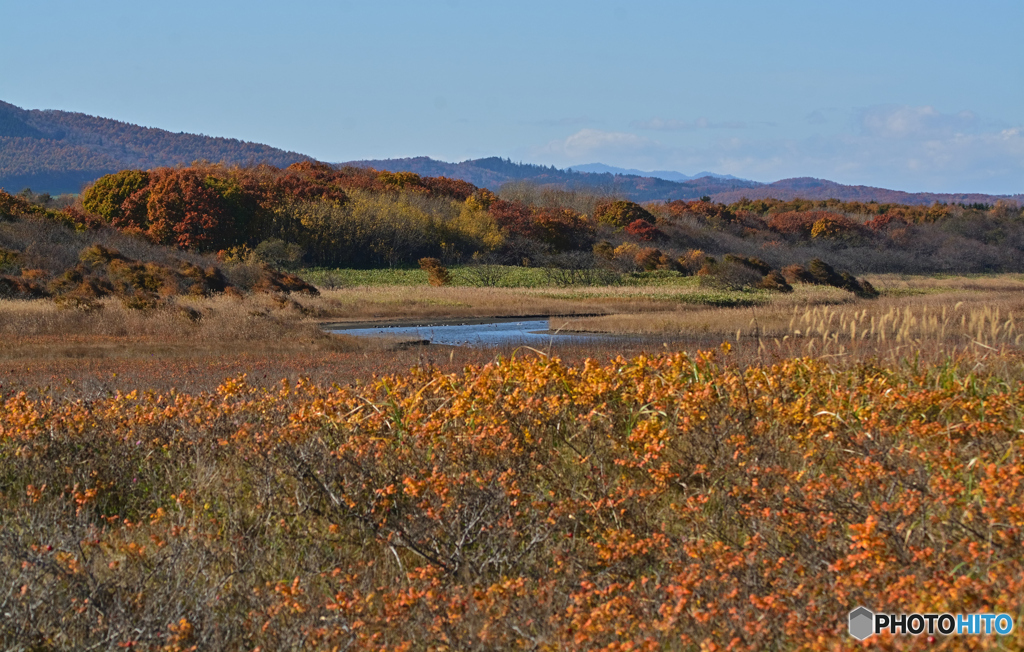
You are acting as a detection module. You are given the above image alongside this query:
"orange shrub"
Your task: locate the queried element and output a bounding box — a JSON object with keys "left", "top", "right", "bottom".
{"left": 768, "top": 210, "right": 856, "bottom": 238}
{"left": 865, "top": 212, "right": 907, "bottom": 231}
{"left": 2, "top": 352, "right": 1022, "bottom": 649}
{"left": 624, "top": 218, "right": 664, "bottom": 241}
{"left": 418, "top": 257, "right": 450, "bottom": 286}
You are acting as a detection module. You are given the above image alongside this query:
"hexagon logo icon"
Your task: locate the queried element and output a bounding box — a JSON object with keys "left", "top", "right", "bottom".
{"left": 849, "top": 606, "right": 875, "bottom": 640}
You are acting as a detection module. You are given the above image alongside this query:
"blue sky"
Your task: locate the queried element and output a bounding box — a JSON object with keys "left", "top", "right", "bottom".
{"left": 3, "top": 0, "right": 1021, "bottom": 193}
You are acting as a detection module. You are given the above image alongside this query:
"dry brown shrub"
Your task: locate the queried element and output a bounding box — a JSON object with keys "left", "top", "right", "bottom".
{"left": 418, "top": 257, "right": 451, "bottom": 286}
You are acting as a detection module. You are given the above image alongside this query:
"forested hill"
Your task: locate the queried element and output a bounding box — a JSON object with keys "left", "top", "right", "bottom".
{"left": 711, "top": 177, "right": 1023, "bottom": 207}
{"left": 2, "top": 97, "right": 1018, "bottom": 206}
{"left": 345, "top": 157, "right": 1023, "bottom": 207}
{"left": 0, "top": 100, "right": 310, "bottom": 194}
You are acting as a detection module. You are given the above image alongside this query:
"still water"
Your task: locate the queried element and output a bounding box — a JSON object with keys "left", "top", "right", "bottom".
{"left": 329, "top": 319, "right": 615, "bottom": 348}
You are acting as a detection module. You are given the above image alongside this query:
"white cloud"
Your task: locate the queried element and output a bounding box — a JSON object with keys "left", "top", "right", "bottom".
{"left": 705, "top": 122, "right": 1024, "bottom": 192}
{"left": 858, "top": 104, "right": 978, "bottom": 139}
{"left": 532, "top": 129, "right": 662, "bottom": 165}
{"left": 524, "top": 106, "right": 1023, "bottom": 194}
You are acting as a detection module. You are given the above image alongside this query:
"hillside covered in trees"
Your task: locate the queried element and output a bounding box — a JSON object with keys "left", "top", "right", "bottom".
{"left": 0, "top": 100, "right": 309, "bottom": 194}
{"left": 3, "top": 161, "right": 1023, "bottom": 308}
{"left": 65, "top": 162, "right": 1024, "bottom": 276}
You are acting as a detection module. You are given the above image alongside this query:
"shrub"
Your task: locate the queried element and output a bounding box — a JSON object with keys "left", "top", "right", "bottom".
{"left": 865, "top": 212, "right": 906, "bottom": 231}
{"left": 635, "top": 247, "right": 664, "bottom": 271}
{"left": 81, "top": 169, "right": 151, "bottom": 226}
{"left": 463, "top": 252, "right": 511, "bottom": 287}
{"left": 663, "top": 200, "right": 733, "bottom": 223}
{"left": 418, "top": 257, "right": 450, "bottom": 286}
{"left": 250, "top": 264, "right": 320, "bottom": 295}
{"left": 624, "top": 218, "right": 665, "bottom": 241}
{"left": 781, "top": 263, "right": 816, "bottom": 284}
{"left": 811, "top": 216, "right": 849, "bottom": 239}
{"left": 0, "top": 189, "right": 51, "bottom": 221}
{"left": 697, "top": 258, "right": 763, "bottom": 290}
{"left": 807, "top": 257, "right": 843, "bottom": 285}
{"left": 755, "top": 269, "right": 793, "bottom": 292}
{"left": 421, "top": 176, "right": 478, "bottom": 201}
{"left": 0, "top": 248, "right": 19, "bottom": 274}
{"left": 253, "top": 239, "right": 305, "bottom": 270}
{"left": 677, "top": 249, "right": 706, "bottom": 275}
{"left": 145, "top": 168, "right": 230, "bottom": 250}
{"left": 4, "top": 353, "right": 1024, "bottom": 649}
{"left": 610, "top": 243, "right": 642, "bottom": 271}
{"left": 0, "top": 275, "right": 49, "bottom": 299}
{"left": 594, "top": 200, "right": 656, "bottom": 228}
{"left": 377, "top": 170, "right": 426, "bottom": 191}
{"left": 592, "top": 241, "right": 615, "bottom": 261}
{"left": 532, "top": 207, "right": 593, "bottom": 252}
{"left": 768, "top": 211, "right": 854, "bottom": 239}
{"left": 723, "top": 254, "right": 772, "bottom": 276}
{"left": 786, "top": 258, "right": 878, "bottom": 298}
{"left": 540, "top": 252, "right": 616, "bottom": 286}
{"left": 488, "top": 199, "right": 535, "bottom": 240}
{"left": 465, "top": 188, "right": 498, "bottom": 212}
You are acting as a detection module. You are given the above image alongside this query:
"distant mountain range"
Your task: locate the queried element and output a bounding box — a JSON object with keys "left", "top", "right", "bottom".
{"left": 343, "top": 157, "right": 1022, "bottom": 206}
{"left": 1, "top": 99, "right": 1019, "bottom": 206}
{"left": 339, "top": 156, "right": 764, "bottom": 202}
{"left": 566, "top": 163, "right": 744, "bottom": 183}
{"left": 0, "top": 100, "right": 309, "bottom": 194}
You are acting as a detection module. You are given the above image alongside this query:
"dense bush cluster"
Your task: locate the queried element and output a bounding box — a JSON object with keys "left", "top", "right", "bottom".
{"left": 6, "top": 160, "right": 1024, "bottom": 294}
{"left": 69, "top": 164, "right": 1024, "bottom": 278}
{"left": 0, "top": 196, "right": 317, "bottom": 306}
{"left": 76, "top": 163, "right": 506, "bottom": 268}
{"left": 782, "top": 258, "right": 878, "bottom": 297}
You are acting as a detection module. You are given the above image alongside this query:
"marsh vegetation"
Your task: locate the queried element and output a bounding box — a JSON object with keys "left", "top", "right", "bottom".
{"left": 2, "top": 165, "right": 1024, "bottom": 649}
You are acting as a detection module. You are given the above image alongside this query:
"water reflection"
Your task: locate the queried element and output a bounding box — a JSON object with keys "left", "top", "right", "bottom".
{"left": 329, "top": 319, "right": 613, "bottom": 348}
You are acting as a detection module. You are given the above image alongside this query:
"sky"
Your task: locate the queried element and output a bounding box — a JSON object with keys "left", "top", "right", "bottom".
{"left": 3, "top": 0, "right": 1022, "bottom": 194}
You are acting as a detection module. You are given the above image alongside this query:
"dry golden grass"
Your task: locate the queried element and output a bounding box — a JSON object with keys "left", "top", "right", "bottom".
{"left": 311, "top": 280, "right": 863, "bottom": 327}
{"left": 0, "top": 276, "right": 885, "bottom": 358}
{"left": 0, "top": 288, "right": 694, "bottom": 396}
{"left": 553, "top": 274, "right": 1024, "bottom": 362}
{"left": 868, "top": 272, "right": 1024, "bottom": 293}
{"left": 311, "top": 285, "right": 671, "bottom": 323}
{"left": 0, "top": 294, "right": 356, "bottom": 359}
{"left": 550, "top": 284, "right": 851, "bottom": 335}
{"left": 3, "top": 274, "right": 1022, "bottom": 397}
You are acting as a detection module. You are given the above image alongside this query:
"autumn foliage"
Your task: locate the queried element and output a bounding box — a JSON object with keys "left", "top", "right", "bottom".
{"left": 78, "top": 163, "right": 482, "bottom": 255}
{"left": 2, "top": 350, "right": 1023, "bottom": 649}
{"left": 418, "top": 257, "right": 451, "bottom": 286}
{"left": 594, "top": 199, "right": 656, "bottom": 228}
{"left": 13, "top": 159, "right": 1024, "bottom": 280}
{"left": 623, "top": 218, "right": 665, "bottom": 241}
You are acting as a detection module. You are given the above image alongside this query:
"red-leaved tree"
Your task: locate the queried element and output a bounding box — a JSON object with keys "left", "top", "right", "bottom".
{"left": 145, "top": 169, "right": 229, "bottom": 250}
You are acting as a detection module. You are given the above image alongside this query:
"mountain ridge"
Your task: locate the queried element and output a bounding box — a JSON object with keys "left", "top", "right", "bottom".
{"left": 342, "top": 156, "right": 1022, "bottom": 207}
{"left": 0, "top": 100, "right": 310, "bottom": 194}
{"left": 566, "top": 163, "right": 744, "bottom": 182}
{"left": 1, "top": 100, "right": 1019, "bottom": 206}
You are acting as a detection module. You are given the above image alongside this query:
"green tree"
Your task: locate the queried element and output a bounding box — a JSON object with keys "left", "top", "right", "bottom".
{"left": 82, "top": 170, "right": 151, "bottom": 228}
{"left": 594, "top": 200, "right": 656, "bottom": 228}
